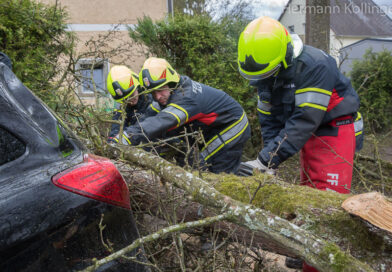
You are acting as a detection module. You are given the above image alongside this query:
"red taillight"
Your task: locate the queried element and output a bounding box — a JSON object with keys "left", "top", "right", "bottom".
{"left": 52, "top": 154, "right": 130, "bottom": 210}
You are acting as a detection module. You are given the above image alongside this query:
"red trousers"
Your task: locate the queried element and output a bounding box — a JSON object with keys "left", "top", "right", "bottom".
{"left": 300, "top": 116, "right": 355, "bottom": 271}
{"left": 300, "top": 116, "right": 356, "bottom": 194}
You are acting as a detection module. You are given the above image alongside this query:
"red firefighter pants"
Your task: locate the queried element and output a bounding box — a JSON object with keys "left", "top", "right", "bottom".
{"left": 300, "top": 115, "right": 356, "bottom": 194}
{"left": 300, "top": 116, "right": 355, "bottom": 272}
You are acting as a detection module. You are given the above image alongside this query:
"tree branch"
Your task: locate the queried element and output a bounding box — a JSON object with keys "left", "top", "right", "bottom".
{"left": 80, "top": 212, "right": 233, "bottom": 272}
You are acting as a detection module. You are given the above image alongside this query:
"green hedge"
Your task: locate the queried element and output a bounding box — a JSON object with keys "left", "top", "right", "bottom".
{"left": 0, "top": 0, "right": 73, "bottom": 102}
{"left": 350, "top": 50, "right": 392, "bottom": 132}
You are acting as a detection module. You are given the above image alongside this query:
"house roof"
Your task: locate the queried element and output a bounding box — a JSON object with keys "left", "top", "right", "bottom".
{"left": 339, "top": 37, "right": 392, "bottom": 51}
{"left": 331, "top": 0, "right": 392, "bottom": 36}
{"left": 278, "top": 0, "right": 392, "bottom": 37}
{"left": 278, "top": 0, "right": 293, "bottom": 21}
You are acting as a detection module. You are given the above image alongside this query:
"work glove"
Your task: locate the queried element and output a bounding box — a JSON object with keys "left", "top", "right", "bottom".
{"left": 237, "top": 158, "right": 275, "bottom": 176}
{"left": 108, "top": 132, "right": 132, "bottom": 145}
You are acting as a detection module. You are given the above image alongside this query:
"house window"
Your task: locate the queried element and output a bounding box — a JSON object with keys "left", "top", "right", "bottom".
{"left": 76, "top": 59, "right": 109, "bottom": 95}
{"left": 288, "top": 25, "right": 295, "bottom": 32}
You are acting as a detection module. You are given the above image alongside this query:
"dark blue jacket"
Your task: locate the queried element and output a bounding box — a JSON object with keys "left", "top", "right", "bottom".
{"left": 254, "top": 45, "right": 363, "bottom": 168}
{"left": 125, "top": 76, "right": 250, "bottom": 156}
{"left": 109, "top": 93, "right": 159, "bottom": 137}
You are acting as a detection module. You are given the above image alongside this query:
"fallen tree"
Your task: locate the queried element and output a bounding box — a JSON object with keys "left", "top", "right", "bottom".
{"left": 98, "top": 145, "right": 392, "bottom": 271}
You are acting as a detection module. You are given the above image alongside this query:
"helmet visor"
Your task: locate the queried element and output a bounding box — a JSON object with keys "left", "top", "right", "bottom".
{"left": 239, "top": 64, "right": 281, "bottom": 81}
{"left": 111, "top": 81, "right": 136, "bottom": 101}
{"left": 141, "top": 69, "right": 167, "bottom": 90}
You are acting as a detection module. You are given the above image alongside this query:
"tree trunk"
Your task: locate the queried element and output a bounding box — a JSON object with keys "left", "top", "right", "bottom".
{"left": 105, "top": 145, "right": 392, "bottom": 271}
{"left": 306, "top": 0, "right": 330, "bottom": 53}
{"left": 128, "top": 169, "right": 303, "bottom": 257}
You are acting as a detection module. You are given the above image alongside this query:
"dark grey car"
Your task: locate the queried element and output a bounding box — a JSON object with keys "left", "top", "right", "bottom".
{"left": 0, "top": 63, "right": 147, "bottom": 271}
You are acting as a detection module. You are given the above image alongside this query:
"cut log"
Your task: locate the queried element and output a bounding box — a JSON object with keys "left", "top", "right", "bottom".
{"left": 342, "top": 192, "right": 392, "bottom": 244}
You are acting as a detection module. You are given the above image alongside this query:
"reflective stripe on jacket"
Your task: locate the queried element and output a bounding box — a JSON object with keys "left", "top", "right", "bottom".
{"left": 253, "top": 45, "right": 362, "bottom": 168}
{"left": 200, "top": 111, "right": 249, "bottom": 161}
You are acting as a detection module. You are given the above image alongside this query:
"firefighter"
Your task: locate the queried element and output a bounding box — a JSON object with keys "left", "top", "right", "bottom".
{"left": 236, "top": 16, "right": 364, "bottom": 271}
{"left": 120, "top": 57, "right": 251, "bottom": 174}
{"left": 106, "top": 65, "right": 160, "bottom": 144}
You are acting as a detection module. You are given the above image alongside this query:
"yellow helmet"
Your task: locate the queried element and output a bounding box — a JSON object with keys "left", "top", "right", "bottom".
{"left": 107, "top": 65, "right": 140, "bottom": 102}
{"left": 238, "top": 16, "right": 294, "bottom": 80}
{"left": 139, "top": 57, "right": 180, "bottom": 90}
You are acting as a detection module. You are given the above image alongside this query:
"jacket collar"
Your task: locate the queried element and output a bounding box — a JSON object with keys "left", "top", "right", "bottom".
{"left": 276, "top": 59, "right": 297, "bottom": 80}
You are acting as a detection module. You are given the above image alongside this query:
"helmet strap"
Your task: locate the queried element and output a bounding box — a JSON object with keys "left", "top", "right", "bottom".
{"left": 284, "top": 42, "right": 294, "bottom": 68}
{"left": 168, "top": 79, "right": 180, "bottom": 90}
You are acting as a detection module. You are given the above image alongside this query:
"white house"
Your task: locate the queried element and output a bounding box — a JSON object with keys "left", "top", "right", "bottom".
{"left": 279, "top": 0, "right": 392, "bottom": 63}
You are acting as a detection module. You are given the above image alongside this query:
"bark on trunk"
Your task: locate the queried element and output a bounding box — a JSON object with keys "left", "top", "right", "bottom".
{"left": 128, "top": 170, "right": 301, "bottom": 257}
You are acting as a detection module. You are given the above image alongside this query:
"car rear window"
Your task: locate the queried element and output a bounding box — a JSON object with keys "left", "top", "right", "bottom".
{"left": 0, "top": 126, "right": 26, "bottom": 165}
{"left": 3, "top": 68, "right": 60, "bottom": 146}
{"left": 2, "top": 67, "right": 78, "bottom": 155}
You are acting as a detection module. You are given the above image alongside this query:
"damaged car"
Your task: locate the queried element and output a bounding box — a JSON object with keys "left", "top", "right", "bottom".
{"left": 0, "top": 62, "right": 147, "bottom": 271}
